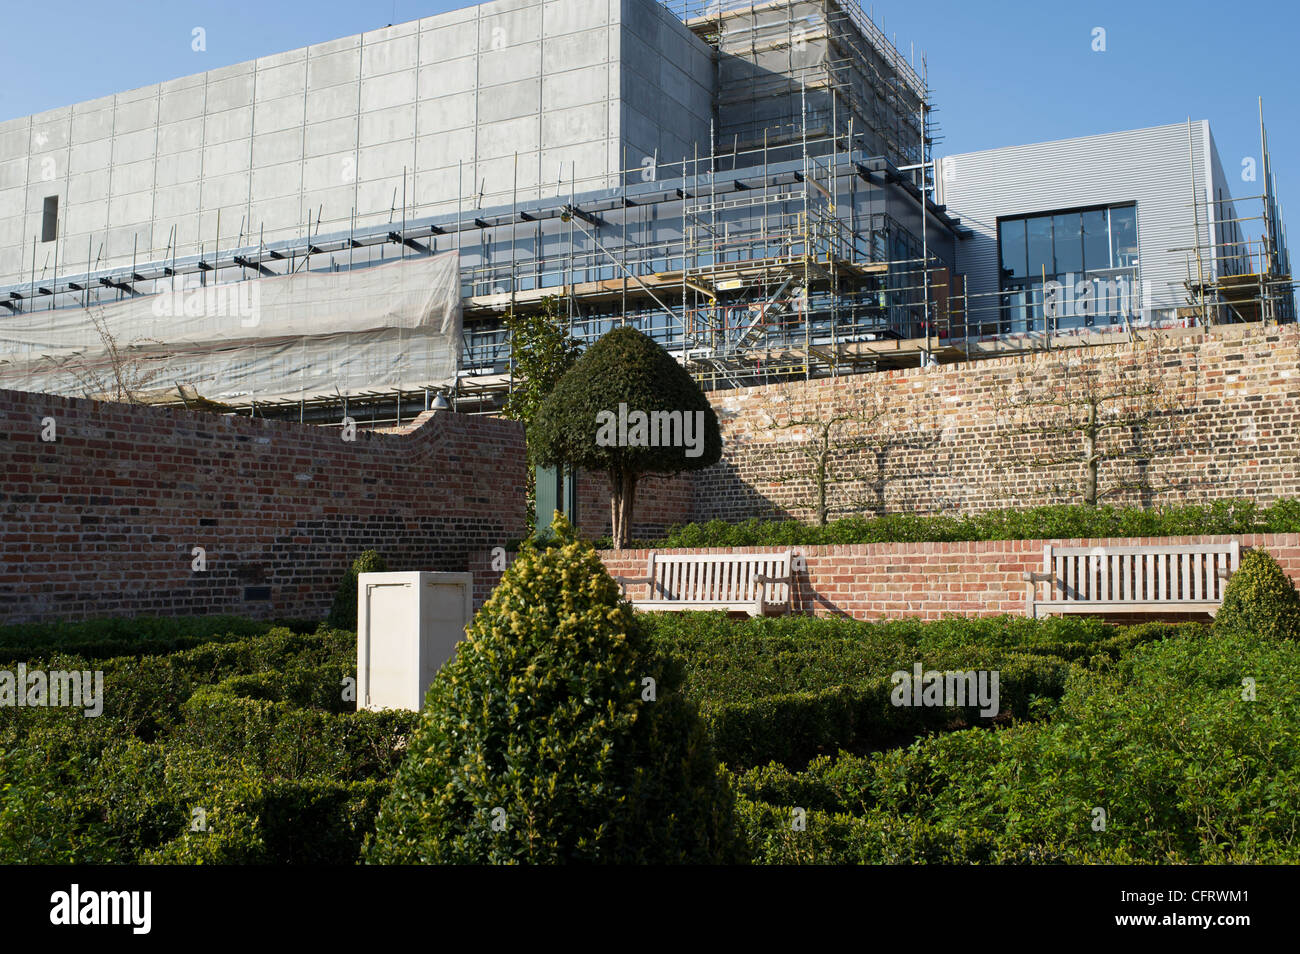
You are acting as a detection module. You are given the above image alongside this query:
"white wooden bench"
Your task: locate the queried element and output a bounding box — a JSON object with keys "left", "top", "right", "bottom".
{"left": 614, "top": 551, "right": 794, "bottom": 617}
{"left": 1023, "top": 541, "right": 1239, "bottom": 619}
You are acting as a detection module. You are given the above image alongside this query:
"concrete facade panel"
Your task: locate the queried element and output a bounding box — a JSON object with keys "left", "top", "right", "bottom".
{"left": 541, "top": 65, "right": 608, "bottom": 111}
{"left": 154, "top": 150, "right": 202, "bottom": 189}
{"left": 253, "top": 94, "right": 307, "bottom": 135}
{"left": 359, "top": 70, "right": 417, "bottom": 113}
{"left": 477, "top": 79, "right": 540, "bottom": 124}
{"left": 308, "top": 49, "right": 362, "bottom": 90}
{"left": 252, "top": 127, "right": 305, "bottom": 167}
{"left": 158, "top": 87, "right": 206, "bottom": 124}
{"left": 157, "top": 120, "right": 204, "bottom": 155}
{"left": 70, "top": 108, "right": 114, "bottom": 145}
{"left": 416, "top": 129, "right": 476, "bottom": 172}
{"left": 417, "top": 56, "right": 478, "bottom": 99}
{"left": 250, "top": 161, "right": 302, "bottom": 201}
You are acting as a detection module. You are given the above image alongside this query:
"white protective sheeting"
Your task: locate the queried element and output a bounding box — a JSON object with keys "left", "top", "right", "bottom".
{"left": 0, "top": 252, "right": 462, "bottom": 403}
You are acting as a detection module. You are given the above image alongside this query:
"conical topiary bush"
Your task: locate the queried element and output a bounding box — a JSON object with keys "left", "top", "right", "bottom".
{"left": 364, "top": 516, "right": 745, "bottom": 864}
{"left": 1214, "top": 548, "right": 1300, "bottom": 641}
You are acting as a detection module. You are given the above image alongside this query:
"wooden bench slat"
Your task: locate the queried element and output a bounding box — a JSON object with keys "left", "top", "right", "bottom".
{"left": 622, "top": 550, "right": 794, "bottom": 617}
{"left": 1026, "top": 541, "right": 1239, "bottom": 620}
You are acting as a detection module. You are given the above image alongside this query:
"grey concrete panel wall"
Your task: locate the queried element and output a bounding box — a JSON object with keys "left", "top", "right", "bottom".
{"left": 935, "top": 121, "right": 1229, "bottom": 320}
{"left": 0, "top": 0, "right": 668, "bottom": 289}
{"left": 618, "top": 0, "right": 712, "bottom": 180}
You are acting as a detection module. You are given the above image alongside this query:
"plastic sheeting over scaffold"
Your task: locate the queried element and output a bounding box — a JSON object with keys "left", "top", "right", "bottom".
{"left": 0, "top": 251, "right": 463, "bottom": 405}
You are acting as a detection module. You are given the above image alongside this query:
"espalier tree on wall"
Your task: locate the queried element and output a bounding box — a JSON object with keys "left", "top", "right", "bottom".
{"left": 530, "top": 325, "right": 722, "bottom": 549}
{"left": 994, "top": 338, "right": 1199, "bottom": 508}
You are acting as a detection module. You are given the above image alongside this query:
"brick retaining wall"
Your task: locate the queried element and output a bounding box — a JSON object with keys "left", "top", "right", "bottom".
{"left": 1, "top": 388, "right": 526, "bottom": 624}
{"left": 470, "top": 535, "right": 1300, "bottom": 621}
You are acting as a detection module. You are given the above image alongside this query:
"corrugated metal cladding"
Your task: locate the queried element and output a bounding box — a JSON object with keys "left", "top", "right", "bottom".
{"left": 935, "top": 121, "right": 1235, "bottom": 319}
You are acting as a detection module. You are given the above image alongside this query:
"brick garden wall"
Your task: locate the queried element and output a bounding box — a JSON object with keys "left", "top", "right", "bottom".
{"left": 574, "top": 470, "right": 693, "bottom": 541}
{"left": 0, "top": 388, "right": 526, "bottom": 624}
{"left": 469, "top": 534, "right": 1300, "bottom": 621}
{"left": 689, "top": 324, "right": 1300, "bottom": 524}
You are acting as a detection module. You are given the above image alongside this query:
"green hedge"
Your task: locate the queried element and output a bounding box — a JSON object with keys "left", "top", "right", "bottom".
{"left": 0, "top": 731, "right": 388, "bottom": 864}
{"left": 735, "top": 796, "right": 1000, "bottom": 865}
{"left": 643, "top": 498, "right": 1295, "bottom": 549}
{"left": 0, "top": 615, "right": 294, "bottom": 664}
{"left": 0, "top": 627, "right": 357, "bottom": 744}
{"left": 731, "top": 629, "right": 1300, "bottom": 863}
{"left": 703, "top": 651, "right": 1072, "bottom": 768}
{"left": 179, "top": 679, "right": 416, "bottom": 782}
{"left": 641, "top": 613, "right": 1179, "bottom": 706}
{"left": 0, "top": 619, "right": 398, "bottom": 864}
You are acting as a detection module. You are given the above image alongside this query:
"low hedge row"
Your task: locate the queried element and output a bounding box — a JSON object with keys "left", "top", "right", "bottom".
{"left": 0, "top": 731, "right": 389, "bottom": 864}
{"left": 645, "top": 498, "right": 1297, "bottom": 548}
{"left": 0, "top": 621, "right": 398, "bottom": 864}
{"left": 180, "top": 674, "right": 416, "bottom": 781}
{"left": 0, "top": 627, "right": 356, "bottom": 743}
{"left": 0, "top": 615, "right": 301, "bottom": 664}
{"left": 735, "top": 796, "right": 1001, "bottom": 865}
{"left": 729, "top": 629, "right": 1300, "bottom": 863}
{"left": 703, "top": 651, "right": 1072, "bottom": 768}
{"left": 641, "top": 613, "right": 1178, "bottom": 708}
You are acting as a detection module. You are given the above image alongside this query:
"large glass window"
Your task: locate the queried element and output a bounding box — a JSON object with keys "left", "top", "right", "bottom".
{"left": 1052, "top": 212, "right": 1084, "bottom": 274}
{"left": 997, "top": 202, "right": 1138, "bottom": 333}
{"left": 1000, "top": 219, "right": 1027, "bottom": 279}
{"left": 1027, "top": 216, "right": 1053, "bottom": 279}
{"left": 1081, "top": 208, "right": 1109, "bottom": 271}
{"left": 1110, "top": 205, "right": 1138, "bottom": 269}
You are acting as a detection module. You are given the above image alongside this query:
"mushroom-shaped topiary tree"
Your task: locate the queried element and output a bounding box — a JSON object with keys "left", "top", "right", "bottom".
{"left": 529, "top": 325, "right": 721, "bottom": 549}
{"left": 363, "top": 516, "right": 745, "bottom": 864}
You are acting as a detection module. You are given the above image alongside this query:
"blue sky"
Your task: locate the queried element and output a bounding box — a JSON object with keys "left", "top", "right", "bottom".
{"left": 2, "top": 0, "right": 1294, "bottom": 252}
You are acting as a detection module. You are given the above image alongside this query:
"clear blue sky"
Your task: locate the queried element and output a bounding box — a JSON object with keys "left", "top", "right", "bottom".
{"left": 2, "top": 0, "right": 1294, "bottom": 254}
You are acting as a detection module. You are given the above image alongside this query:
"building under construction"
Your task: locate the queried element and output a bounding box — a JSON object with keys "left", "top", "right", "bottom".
{"left": 0, "top": 0, "right": 1291, "bottom": 423}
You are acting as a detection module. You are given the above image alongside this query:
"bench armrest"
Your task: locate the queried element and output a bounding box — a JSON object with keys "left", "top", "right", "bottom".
{"left": 612, "top": 574, "right": 653, "bottom": 597}
{"left": 1023, "top": 570, "right": 1054, "bottom": 618}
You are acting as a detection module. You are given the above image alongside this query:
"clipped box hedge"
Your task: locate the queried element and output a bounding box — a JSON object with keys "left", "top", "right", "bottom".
{"left": 644, "top": 498, "right": 1299, "bottom": 549}
{"left": 702, "top": 651, "right": 1073, "bottom": 768}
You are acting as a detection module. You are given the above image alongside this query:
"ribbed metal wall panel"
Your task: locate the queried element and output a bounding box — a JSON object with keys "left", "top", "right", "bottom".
{"left": 935, "top": 121, "right": 1228, "bottom": 320}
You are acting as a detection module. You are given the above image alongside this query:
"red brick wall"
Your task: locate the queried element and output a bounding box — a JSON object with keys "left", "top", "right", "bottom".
{"left": 470, "top": 535, "right": 1300, "bottom": 621}
{"left": 688, "top": 324, "right": 1300, "bottom": 524}
{"left": 1, "top": 389, "right": 526, "bottom": 624}
{"left": 574, "top": 469, "right": 693, "bottom": 541}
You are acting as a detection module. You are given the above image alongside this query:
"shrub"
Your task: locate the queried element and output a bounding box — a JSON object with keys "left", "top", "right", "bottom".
{"left": 735, "top": 796, "right": 999, "bottom": 865}
{"left": 702, "top": 652, "right": 1072, "bottom": 768}
{"left": 365, "top": 517, "right": 744, "bottom": 864}
{"left": 0, "top": 615, "right": 278, "bottom": 664}
{"left": 179, "top": 677, "right": 415, "bottom": 781}
{"left": 1214, "top": 548, "right": 1300, "bottom": 641}
{"left": 650, "top": 499, "right": 1296, "bottom": 549}
{"left": 327, "top": 550, "right": 388, "bottom": 631}
{"left": 862, "top": 631, "right": 1300, "bottom": 862}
